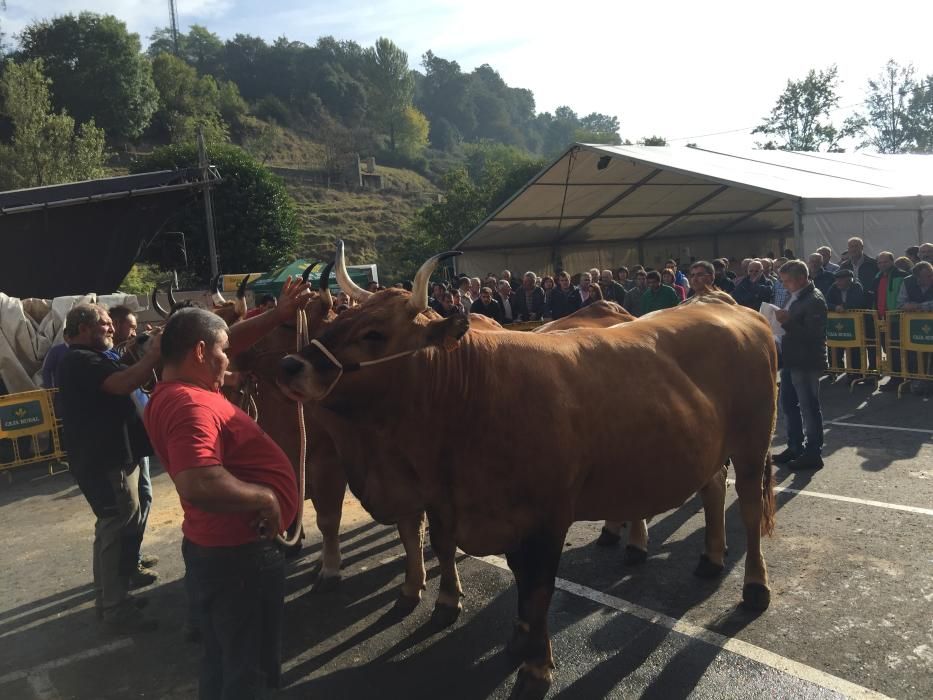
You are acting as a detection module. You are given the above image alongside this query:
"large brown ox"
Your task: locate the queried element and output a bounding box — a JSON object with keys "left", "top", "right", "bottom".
{"left": 278, "top": 249, "right": 777, "bottom": 698}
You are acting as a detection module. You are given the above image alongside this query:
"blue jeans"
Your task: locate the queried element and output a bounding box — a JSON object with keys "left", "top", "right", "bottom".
{"left": 780, "top": 367, "right": 824, "bottom": 456}
{"left": 182, "top": 539, "right": 286, "bottom": 700}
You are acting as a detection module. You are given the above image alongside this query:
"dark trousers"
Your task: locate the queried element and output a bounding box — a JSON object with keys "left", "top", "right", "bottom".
{"left": 780, "top": 367, "right": 824, "bottom": 456}
{"left": 182, "top": 539, "right": 286, "bottom": 700}
{"left": 131, "top": 456, "right": 153, "bottom": 564}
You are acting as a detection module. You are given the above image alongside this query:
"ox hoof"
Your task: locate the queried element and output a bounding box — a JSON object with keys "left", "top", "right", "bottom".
{"left": 312, "top": 574, "right": 341, "bottom": 594}
{"left": 392, "top": 593, "right": 421, "bottom": 616}
{"left": 506, "top": 620, "right": 531, "bottom": 660}
{"left": 693, "top": 554, "right": 725, "bottom": 579}
{"left": 741, "top": 582, "right": 771, "bottom": 612}
{"left": 623, "top": 545, "right": 648, "bottom": 566}
{"left": 509, "top": 668, "right": 552, "bottom": 700}
{"left": 430, "top": 602, "right": 461, "bottom": 629}
{"left": 595, "top": 527, "right": 622, "bottom": 547}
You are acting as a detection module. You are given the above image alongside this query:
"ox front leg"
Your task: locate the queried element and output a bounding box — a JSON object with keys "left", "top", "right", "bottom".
{"left": 426, "top": 511, "right": 463, "bottom": 628}
{"left": 394, "top": 512, "right": 426, "bottom": 614}
{"left": 505, "top": 528, "right": 567, "bottom": 700}
{"left": 695, "top": 464, "right": 728, "bottom": 579}
{"left": 308, "top": 464, "right": 347, "bottom": 593}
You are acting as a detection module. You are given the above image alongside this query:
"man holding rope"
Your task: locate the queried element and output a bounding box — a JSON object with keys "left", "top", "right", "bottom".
{"left": 144, "top": 278, "right": 308, "bottom": 698}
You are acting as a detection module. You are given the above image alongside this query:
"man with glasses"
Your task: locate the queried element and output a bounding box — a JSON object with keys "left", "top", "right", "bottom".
{"left": 686, "top": 260, "right": 716, "bottom": 298}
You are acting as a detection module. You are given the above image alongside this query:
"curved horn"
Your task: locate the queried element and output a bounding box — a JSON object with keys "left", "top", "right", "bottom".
{"left": 301, "top": 261, "right": 320, "bottom": 284}
{"left": 318, "top": 260, "right": 334, "bottom": 309}
{"left": 335, "top": 240, "right": 372, "bottom": 303}
{"left": 166, "top": 281, "right": 179, "bottom": 310}
{"left": 211, "top": 275, "right": 226, "bottom": 306}
{"left": 236, "top": 274, "right": 251, "bottom": 299}
{"left": 151, "top": 284, "right": 168, "bottom": 319}
{"left": 409, "top": 250, "right": 463, "bottom": 313}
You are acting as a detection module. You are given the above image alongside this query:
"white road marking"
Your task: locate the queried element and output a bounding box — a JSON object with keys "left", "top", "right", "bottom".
{"left": 727, "top": 479, "right": 933, "bottom": 517}
{"left": 0, "top": 639, "right": 133, "bottom": 690}
{"left": 473, "top": 554, "right": 892, "bottom": 700}
{"left": 825, "top": 420, "right": 933, "bottom": 436}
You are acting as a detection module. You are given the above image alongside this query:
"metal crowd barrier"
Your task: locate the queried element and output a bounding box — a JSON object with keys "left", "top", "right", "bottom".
{"left": 0, "top": 389, "right": 68, "bottom": 478}
{"left": 825, "top": 309, "right": 933, "bottom": 396}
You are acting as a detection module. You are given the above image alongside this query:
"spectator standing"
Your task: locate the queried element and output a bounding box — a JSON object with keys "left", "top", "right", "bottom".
{"left": 617, "top": 266, "right": 634, "bottom": 291}
{"left": 897, "top": 260, "right": 933, "bottom": 311}
{"left": 721, "top": 258, "right": 737, "bottom": 280}
{"left": 470, "top": 287, "right": 504, "bottom": 323}
{"left": 572, "top": 272, "right": 597, "bottom": 309}
{"left": 732, "top": 260, "right": 773, "bottom": 309}
{"left": 840, "top": 237, "right": 879, "bottom": 307}
{"left": 712, "top": 260, "right": 736, "bottom": 293}
{"left": 665, "top": 259, "right": 689, "bottom": 289}
{"left": 513, "top": 272, "right": 546, "bottom": 321}
{"left": 905, "top": 246, "right": 921, "bottom": 264}
{"left": 145, "top": 308, "right": 299, "bottom": 699}
{"left": 598, "top": 269, "right": 627, "bottom": 304}
{"left": 817, "top": 246, "right": 840, "bottom": 273}
{"left": 547, "top": 272, "right": 580, "bottom": 320}
{"left": 495, "top": 280, "right": 517, "bottom": 324}
{"left": 827, "top": 269, "right": 868, "bottom": 382}
{"left": 774, "top": 261, "right": 828, "bottom": 471}
{"left": 429, "top": 282, "right": 447, "bottom": 315}
{"left": 469, "top": 277, "right": 482, "bottom": 302}
{"left": 540, "top": 276, "right": 555, "bottom": 317}
{"left": 42, "top": 327, "right": 74, "bottom": 416}
{"left": 660, "top": 269, "right": 686, "bottom": 302}
{"left": 807, "top": 253, "right": 836, "bottom": 297}
{"left": 894, "top": 256, "right": 914, "bottom": 274}
{"left": 873, "top": 252, "right": 909, "bottom": 392}
{"left": 920, "top": 242, "right": 933, "bottom": 264}
{"left": 58, "top": 304, "right": 161, "bottom": 632}
{"left": 245, "top": 295, "right": 276, "bottom": 319}
{"left": 686, "top": 260, "right": 716, "bottom": 298}
{"left": 640, "top": 271, "right": 680, "bottom": 314}
{"left": 623, "top": 270, "right": 648, "bottom": 316}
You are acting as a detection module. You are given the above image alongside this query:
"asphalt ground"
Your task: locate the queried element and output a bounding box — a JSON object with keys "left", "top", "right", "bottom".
{"left": 0, "top": 376, "right": 930, "bottom": 699}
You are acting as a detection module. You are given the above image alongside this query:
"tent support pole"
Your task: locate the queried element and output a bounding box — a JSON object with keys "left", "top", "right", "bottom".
{"left": 793, "top": 201, "right": 803, "bottom": 258}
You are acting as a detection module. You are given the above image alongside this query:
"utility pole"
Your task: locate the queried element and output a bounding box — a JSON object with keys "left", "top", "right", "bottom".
{"left": 168, "top": 0, "right": 180, "bottom": 56}
{"left": 197, "top": 128, "right": 220, "bottom": 279}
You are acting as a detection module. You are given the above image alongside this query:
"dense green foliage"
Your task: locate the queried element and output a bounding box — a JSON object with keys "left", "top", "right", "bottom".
{"left": 0, "top": 59, "right": 107, "bottom": 188}
{"left": 130, "top": 144, "right": 299, "bottom": 282}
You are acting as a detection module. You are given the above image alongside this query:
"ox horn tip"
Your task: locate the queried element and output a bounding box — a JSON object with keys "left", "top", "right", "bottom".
{"left": 319, "top": 260, "right": 335, "bottom": 291}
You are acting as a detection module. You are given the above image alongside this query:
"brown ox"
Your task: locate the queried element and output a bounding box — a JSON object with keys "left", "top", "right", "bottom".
{"left": 278, "top": 249, "right": 777, "bottom": 698}
{"left": 150, "top": 274, "right": 250, "bottom": 326}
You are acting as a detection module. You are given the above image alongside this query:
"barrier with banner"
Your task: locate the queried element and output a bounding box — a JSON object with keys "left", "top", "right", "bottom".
{"left": 824, "top": 310, "right": 880, "bottom": 388}
{"left": 0, "top": 389, "right": 67, "bottom": 474}
{"left": 882, "top": 311, "right": 933, "bottom": 396}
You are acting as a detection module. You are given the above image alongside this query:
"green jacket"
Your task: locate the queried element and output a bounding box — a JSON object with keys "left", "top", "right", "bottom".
{"left": 873, "top": 268, "right": 906, "bottom": 312}
{"left": 641, "top": 284, "right": 680, "bottom": 315}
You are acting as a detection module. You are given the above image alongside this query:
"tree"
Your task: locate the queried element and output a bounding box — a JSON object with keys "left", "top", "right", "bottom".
{"left": 131, "top": 144, "right": 299, "bottom": 281}
{"left": 753, "top": 66, "right": 851, "bottom": 151}
{"left": 638, "top": 135, "right": 667, "bottom": 146}
{"left": 364, "top": 38, "right": 414, "bottom": 151}
{"left": 243, "top": 120, "right": 284, "bottom": 165}
{"left": 395, "top": 106, "right": 430, "bottom": 157}
{"left": 847, "top": 60, "right": 916, "bottom": 153}
{"left": 0, "top": 60, "right": 106, "bottom": 189}
{"left": 149, "top": 52, "right": 228, "bottom": 144}
{"left": 17, "top": 13, "right": 157, "bottom": 142}
{"left": 908, "top": 75, "right": 933, "bottom": 152}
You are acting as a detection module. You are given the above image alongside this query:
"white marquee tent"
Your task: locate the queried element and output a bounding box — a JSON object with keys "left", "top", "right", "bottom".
{"left": 454, "top": 144, "right": 933, "bottom": 276}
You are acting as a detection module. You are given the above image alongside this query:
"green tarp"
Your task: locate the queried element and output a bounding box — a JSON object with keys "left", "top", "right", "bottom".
{"left": 247, "top": 260, "right": 374, "bottom": 298}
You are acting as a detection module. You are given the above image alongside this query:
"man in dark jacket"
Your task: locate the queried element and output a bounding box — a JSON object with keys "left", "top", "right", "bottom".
{"left": 512, "top": 272, "right": 546, "bottom": 321}
{"left": 470, "top": 287, "right": 504, "bottom": 323}
{"left": 839, "top": 237, "right": 879, "bottom": 308}
{"left": 826, "top": 269, "right": 868, "bottom": 381}
{"left": 712, "top": 260, "right": 735, "bottom": 293}
{"left": 547, "top": 272, "right": 580, "bottom": 320}
{"left": 807, "top": 253, "right": 836, "bottom": 297}
{"left": 731, "top": 260, "right": 773, "bottom": 309}
{"left": 774, "top": 260, "right": 828, "bottom": 471}
{"left": 598, "top": 270, "right": 627, "bottom": 304}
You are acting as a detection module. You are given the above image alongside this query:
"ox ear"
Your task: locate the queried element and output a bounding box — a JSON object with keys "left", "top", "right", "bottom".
{"left": 425, "top": 313, "right": 470, "bottom": 351}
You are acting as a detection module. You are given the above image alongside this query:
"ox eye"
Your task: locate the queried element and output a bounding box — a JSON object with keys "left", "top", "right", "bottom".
{"left": 362, "top": 330, "right": 386, "bottom": 342}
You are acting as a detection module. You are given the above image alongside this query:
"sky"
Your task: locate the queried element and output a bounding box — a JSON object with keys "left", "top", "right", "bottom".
{"left": 4, "top": 0, "right": 933, "bottom": 151}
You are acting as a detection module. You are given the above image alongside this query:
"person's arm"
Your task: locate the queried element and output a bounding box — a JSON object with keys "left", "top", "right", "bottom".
{"left": 101, "top": 332, "right": 163, "bottom": 395}
{"left": 173, "top": 466, "right": 282, "bottom": 533}
{"left": 227, "top": 276, "right": 311, "bottom": 357}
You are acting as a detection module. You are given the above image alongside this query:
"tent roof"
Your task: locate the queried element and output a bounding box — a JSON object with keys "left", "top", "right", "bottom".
{"left": 457, "top": 144, "right": 933, "bottom": 253}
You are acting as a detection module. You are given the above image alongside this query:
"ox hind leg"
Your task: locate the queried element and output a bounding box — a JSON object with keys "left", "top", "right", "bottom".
{"left": 394, "top": 512, "right": 427, "bottom": 613}
{"left": 425, "top": 510, "right": 463, "bottom": 628}
{"left": 504, "top": 527, "right": 568, "bottom": 700}
{"left": 694, "top": 464, "right": 728, "bottom": 578}
{"left": 308, "top": 462, "right": 347, "bottom": 592}
{"left": 732, "top": 450, "right": 775, "bottom": 611}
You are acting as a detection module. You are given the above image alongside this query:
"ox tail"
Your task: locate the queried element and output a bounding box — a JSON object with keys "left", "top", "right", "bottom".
{"left": 760, "top": 453, "right": 776, "bottom": 537}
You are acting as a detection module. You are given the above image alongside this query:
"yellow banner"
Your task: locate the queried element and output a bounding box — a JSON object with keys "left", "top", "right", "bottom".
{"left": 220, "top": 273, "right": 266, "bottom": 293}
{"left": 825, "top": 312, "right": 864, "bottom": 348}
{"left": 900, "top": 312, "right": 933, "bottom": 352}
{"left": 0, "top": 390, "right": 57, "bottom": 439}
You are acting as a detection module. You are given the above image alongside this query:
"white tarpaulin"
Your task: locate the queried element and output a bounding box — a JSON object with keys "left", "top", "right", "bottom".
{"left": 0, "top": 293, "right": 141, "bottom": 393}
{"left": 455, "top": 144, "right": 933, "bottom": 276}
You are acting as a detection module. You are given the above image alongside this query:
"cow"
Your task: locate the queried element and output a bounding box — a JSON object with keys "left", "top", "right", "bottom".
{"left": 277, "top": 247, "right": 777, "bottom": 698}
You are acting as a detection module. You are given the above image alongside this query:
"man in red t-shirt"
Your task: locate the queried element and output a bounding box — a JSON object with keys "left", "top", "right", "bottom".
{"left": 145, "top": 306, "right": 299, "bottom": 698}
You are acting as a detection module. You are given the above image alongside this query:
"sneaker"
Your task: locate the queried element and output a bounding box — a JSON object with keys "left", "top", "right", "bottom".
{"left": 103, "top": 602, "right": 158, "bottom": 634}
{"left": 786, "top": 453, "right": 824, "bottom": 471}
{"left": 138, "top": 554, "right": 160, "bottom": 569}
{"left": 129, "top": 564, "right": 158, "bottom": 590}
{"left": 773, "top": 448, "right": 800, "bottom": 464}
